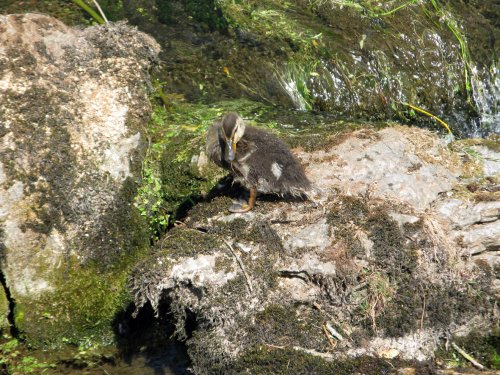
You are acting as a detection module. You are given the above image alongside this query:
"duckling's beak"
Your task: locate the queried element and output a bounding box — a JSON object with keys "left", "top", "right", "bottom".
{"left": 227, "top": 141, "right": 236, "bottom": 161}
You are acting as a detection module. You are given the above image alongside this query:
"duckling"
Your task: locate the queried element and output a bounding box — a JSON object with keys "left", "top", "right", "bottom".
{"left": 206, "top": 112, "right": 311, "bottom": 213}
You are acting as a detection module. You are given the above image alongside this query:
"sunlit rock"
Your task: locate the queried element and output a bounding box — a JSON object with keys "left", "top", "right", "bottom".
{"left": 132, "top": 126, "right": 498, "bottom": 373}
{"left": 0, "top": 14, "right": 160, "bottom": 346}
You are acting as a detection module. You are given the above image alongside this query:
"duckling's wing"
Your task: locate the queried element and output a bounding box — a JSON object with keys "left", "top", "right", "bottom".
{"left": 243, "top": 127, "right": 311, "bottom": 195}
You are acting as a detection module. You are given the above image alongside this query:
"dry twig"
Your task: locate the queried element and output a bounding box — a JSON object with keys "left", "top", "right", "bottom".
{"left": 451, "top": 342, "right": 485, "bottom": 370}
{"left": 322, "top": 325, "right": 337, "bottom": 349}
{"left": 265, "top": 344, "right": 335, "bottom": 361}
{"left": 223, "top": 239, "right": 253, "bottom": 294}
{"left": 325, "top": 322, "right": 344, "bottom": 341}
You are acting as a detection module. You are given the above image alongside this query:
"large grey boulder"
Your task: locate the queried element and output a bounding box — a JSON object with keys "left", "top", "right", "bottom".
{"left": 0, "top": 14, "right": 160, "bottom": 346}
{"left": 131, "top": 126, "right": 499, "bottom": 373}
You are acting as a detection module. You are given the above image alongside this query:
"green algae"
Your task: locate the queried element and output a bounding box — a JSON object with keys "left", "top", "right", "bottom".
{"left": 0, "top": 283, "right": 9, "bottom": 335}
{"left": 2, "top": 0, "right": 494, "bottom": 134}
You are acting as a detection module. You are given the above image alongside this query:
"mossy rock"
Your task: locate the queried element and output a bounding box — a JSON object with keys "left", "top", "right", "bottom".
{"left": 248, "top": 304, "right": 329, "bottom": 351}
{"left": 13, "top": 239, "right": 149, "bottom": 348}
{"left": 0, "top": 283, "right": 9, "bottom": 335}
{"left": 0, "top": 14, "right": 160, "bottom": 348}
{"left": 232, "top": 346, "right": 433, "bottom": 375}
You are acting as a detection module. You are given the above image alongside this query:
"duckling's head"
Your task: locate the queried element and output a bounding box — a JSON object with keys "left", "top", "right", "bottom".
{"left": 221, "top": 112, "right": 246, "bottom": 162}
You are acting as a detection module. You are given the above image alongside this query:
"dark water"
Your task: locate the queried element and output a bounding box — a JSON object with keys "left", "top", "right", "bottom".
{"left": 29, "top": 303, "right": 192, "bottom": 375}
{"left": 48, "top": 344, "right": 190, "bottom": 375}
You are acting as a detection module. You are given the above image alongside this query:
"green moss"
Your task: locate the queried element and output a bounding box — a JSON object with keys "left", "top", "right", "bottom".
{"left": 368, "top": 211, "right": 417, "bottom": 276}
{"left": 249, "top": 304, "right": 329, "bottom": 351}
{"left": 208, "top": 218, "right": 281, "bottom": 288}
{"left": 326, "top": 195, "right": 370, "bottom": 254}
{"left": 436, "top": 329, "right": 500, "bottom": 370}
{"left": 157, "top": 227, "right": 222, "bottom": 258}
{"left": 218, "top": 274, "right": 248, "bottom": 301}
{"left": 233, "top": 346, "right": 334, "bottom": 375}
{"left": 232, "top": 345, "right": 418, "bottom": 375}
{"left": 159, "top": 132, "right": 210, "bottom": 216}
{"left": 211, "top": 218, "right": 282, "bottom": 248}
{"left": 0, "top": 284, "right": 9, "bottom": 334}
{"left": 327, "top": 195, "right": 492, "bottom": 338}
{"left": 9, "top": 199, "right": 151, "bottom": 348}
{"left": 187, "top": 196, "right": 234, "bottom": 223}
{"left": 14, "top": 245, "right": 148, "bottom": 349}
{"left": 454, "top": 137, "right": 500, "bottom": 153}
{"left": 214, "top": 255, "right": 234, "bottom": 274}
{"left": 327, "top": 195, "right": 370, "bottom": 228}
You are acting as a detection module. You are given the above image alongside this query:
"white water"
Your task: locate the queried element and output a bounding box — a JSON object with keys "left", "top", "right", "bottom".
{"left": 470, "top": 65, "right": 499, "bottom": 136}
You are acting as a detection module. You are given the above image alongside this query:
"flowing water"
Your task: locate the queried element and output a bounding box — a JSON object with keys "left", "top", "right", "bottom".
{"left": 470, "top": 65, "right": 499, "bottom": 136}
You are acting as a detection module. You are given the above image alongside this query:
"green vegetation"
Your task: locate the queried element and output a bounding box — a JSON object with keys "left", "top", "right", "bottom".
{"left": 0, "top": 339, "right": 55, "bottom": 373}
{"left": 425, "top": 0, "right": 473, "bottom": 99}
{"left": 250, "top": 304, "right": 329, "bottom": 351}
{"left": 277, "top": 61, "right": 317, "bottom": 110}
{"left": 435, "top": 329, "right": 500, "bottom": 370}
{"left": 71, "top": 0, "right": 106, "bottom": 24}
{"left": 134, "top": 159, "right": 169, "bottom": 240}
{"left": 208, "top": 0, "right": 477, "bottom": 131}
{"left": 0, "top": 285, "right": 8, "bottom": 335}
{"left": 158, "top": 227, "right": 222, "bottom": 258}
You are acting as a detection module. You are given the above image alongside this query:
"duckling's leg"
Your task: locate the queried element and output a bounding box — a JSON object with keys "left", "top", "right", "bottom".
{"left": 229, "top": 187, "right": 257, "bottom": 213}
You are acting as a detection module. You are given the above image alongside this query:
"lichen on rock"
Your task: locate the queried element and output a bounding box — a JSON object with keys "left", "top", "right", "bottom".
{"left": 0, "top": 14, "right": 160, "bottom": 347}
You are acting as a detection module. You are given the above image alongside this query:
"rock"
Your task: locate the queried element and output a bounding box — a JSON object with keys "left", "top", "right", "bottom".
{"left": 284, "top": 218, "right": 330, "bottom": 252}
{"left": 435, "top": 200, "right": 500, "bottom": 228}
{"left": 462, "top": 222, "right": 500, "bottom": 255}
{"left": 471, "top": 145, "right": 500, "bottom": 177}
{"left": 304, "top": 127, "right": 461, "bottom": 211}
{"left": 131, "top": 126, "right": 498, "bottom": 373}
{"left": 0, "top": 14, "right": 160, "bottom": 346}
{"left": 434, "top": 197, "right": 499, "bottom": 265}
{"left": 378, "top": 348, "right": 400, "bottom": 360}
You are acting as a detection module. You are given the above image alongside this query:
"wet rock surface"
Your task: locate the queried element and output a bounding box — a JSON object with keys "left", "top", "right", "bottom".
{"left": 132, "top": 126, "right": 499, "bottom": 373}
{"left": 0, "top": 14, "right": 159, "bottom": 346}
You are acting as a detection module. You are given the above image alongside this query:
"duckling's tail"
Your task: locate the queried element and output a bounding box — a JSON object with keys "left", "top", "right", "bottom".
{"left": 303, "top": 185, "right": 332, "bottom": 205}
